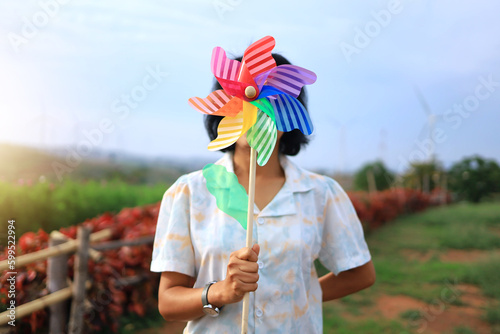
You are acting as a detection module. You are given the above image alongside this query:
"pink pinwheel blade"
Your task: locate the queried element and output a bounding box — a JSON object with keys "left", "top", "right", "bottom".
{"left": 211, "top": 47, "right": 241, "bottom": 82}
{"left": 211, "top": 46, "right": 247, "bottom": 97}
{"left": 265, "top": 65, "right": 317, "bottom": 98}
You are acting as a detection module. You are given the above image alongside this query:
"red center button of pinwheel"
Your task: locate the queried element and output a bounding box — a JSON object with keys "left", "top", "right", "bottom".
{"left": 244, "top": 86, "right": 257, "bottom": 99}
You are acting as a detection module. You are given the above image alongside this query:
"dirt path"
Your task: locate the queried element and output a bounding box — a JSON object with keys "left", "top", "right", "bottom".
{"left": 372, "top": 286, "right": 492, "bottom": 334}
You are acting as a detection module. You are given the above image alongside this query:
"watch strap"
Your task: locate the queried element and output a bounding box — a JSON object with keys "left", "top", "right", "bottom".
{"left": 202, "top": 281, "right": 217, "bottom": 306}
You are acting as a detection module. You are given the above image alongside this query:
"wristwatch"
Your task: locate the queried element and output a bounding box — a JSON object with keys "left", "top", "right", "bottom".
{"left": 202, "top": 281, "right": 222, "bottom": 317}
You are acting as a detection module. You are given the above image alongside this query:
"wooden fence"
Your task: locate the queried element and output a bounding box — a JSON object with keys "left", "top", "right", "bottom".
{"left": 0, "top": 227, "right": 154, "bottom": 333}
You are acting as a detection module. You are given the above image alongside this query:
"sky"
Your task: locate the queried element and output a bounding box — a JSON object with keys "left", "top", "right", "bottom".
{"left": 1, "top": 0, "right": 499, "bottom": 174}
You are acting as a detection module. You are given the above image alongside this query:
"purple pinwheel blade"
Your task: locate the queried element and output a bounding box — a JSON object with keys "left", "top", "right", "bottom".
{"left": 265, "top": 65, "right": 317, "bottom": 98}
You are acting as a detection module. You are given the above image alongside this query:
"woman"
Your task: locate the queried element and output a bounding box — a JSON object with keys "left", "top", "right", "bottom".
{"left": 151, "top": 54, "right": 376, "bottom": 333}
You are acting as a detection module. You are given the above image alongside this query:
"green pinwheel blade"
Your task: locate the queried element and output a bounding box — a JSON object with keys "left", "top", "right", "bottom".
{"left": 202, "top": 163, "right": 248, "bottom": 230}
{"left": 250, "top": 98, "right": 275, "bottom": 122}
{"left": 247, "top": 111, "right": 277, "bottom": 166}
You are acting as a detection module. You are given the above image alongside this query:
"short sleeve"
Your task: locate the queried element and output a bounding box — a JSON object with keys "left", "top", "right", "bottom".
{"left": 318, "top": 178, "right": 371, "bottom": 276}
{"left": 150, "top": 176, "right": 195, "bottom": 276}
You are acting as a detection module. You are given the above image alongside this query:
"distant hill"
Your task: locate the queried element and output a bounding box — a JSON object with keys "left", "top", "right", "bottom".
{"left": 0, "top": 143, "right": 204, "bottom": 184}
{"left": 0, "top": 143, "right": 356, "bottom": 189}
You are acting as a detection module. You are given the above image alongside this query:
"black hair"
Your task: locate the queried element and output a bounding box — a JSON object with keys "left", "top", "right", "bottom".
{"left": 204, "top": 53, "right": 310, "bottom": 156}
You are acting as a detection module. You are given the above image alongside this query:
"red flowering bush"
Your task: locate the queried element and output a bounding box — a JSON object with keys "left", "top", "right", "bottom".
{"left": 0, "top": 203, "right": 161, "bottom": 333}
{"left": 347, "top": 188, "right": 448, "bottom": 231}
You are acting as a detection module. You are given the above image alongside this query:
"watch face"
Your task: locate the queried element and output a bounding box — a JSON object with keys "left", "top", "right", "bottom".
{"left": 203, "top": 305, "right": 219, "bottom": 317}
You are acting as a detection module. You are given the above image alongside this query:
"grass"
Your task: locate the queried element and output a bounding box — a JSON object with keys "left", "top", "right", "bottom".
{"left": 453, "top": 326, "right": 476, "bottom": 334}
{"left": 400, "top": 309, "right": 422, "bottom": 321}
{"left": 0, "top": 179, "right": 170, "bottom": 243}
{"left": 338, "top": 293, "right": 374, "bottom": 316}
{"left": 323, "top": 302, "right": 407, "bottom": 334}
{"left": 368, "top": 202, "right": 500, "bottom": 253}
{"left": 463, "top": 256, "right": 500, "bottom": 299}
{"left": 321, "top": 201, "right": 500, "bottom": 332}
{"left": 95, "top": 309, "right": 165, "bottom": 334}
{"left": 485, "top": 308, "right": 500, "bottom": 325}
{"left": 118, "top": 310, "right": 165, "bottom": 334}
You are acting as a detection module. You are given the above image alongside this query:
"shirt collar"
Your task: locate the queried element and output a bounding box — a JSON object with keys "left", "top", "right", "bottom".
{"left": 213, "top": 152, "right": 314, "bottom": 216}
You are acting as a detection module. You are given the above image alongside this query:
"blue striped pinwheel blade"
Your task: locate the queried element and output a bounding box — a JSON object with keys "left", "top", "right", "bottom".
{"left": 268, "top": 94, "right": 314, "bottom": 135}
{"left": 246, "top": 111, "right": 277, "bottom": 166}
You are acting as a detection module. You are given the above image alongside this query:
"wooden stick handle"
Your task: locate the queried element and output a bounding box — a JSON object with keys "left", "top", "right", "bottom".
{"left": 241, "top": 147, "right": 257, "bottom": 334}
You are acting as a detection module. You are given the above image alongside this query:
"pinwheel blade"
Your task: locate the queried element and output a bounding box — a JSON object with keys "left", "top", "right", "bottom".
{"left": 202, "top": 163, "right": 248, "bottom": 230}
{"left": 242, "top": 36, "right": 276, "bottom": 79}
{"left": 216, "top": 77, "right": 247, "bottom": 97}
{"left": 247, "top": 111, "right": 277, "bottom": 166}
{"left": 250, "top": 98, "right": 275, "bottom": 122}
{"left": 211, "top": 46, "right": 247, "bottom": 97}
{"left": 188, "top": 90, "right": 239, "bottom": 116}
{"left": 208, "top": 102, "right": 258, "bottom": 151}
{"left": 265, "top": 65, "right": 317, "bottom": 98}
{"left": 269, "top": 94, "right": 314, "bottom": 135}
{"left": 253, "top": 71, "right": 270, "bottom": 91}
{"left": 255, "top": 85, "right": 285, "bottom": 100}
{"left": 212, "top": 46, "right": 241, "bottom": 81}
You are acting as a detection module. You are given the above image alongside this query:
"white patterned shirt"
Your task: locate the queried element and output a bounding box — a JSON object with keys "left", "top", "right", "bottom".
{"left": 151, "top": 153, "right": 371, "bottom": 334}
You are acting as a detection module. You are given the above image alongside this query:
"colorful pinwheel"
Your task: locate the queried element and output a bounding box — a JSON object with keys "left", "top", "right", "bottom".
{"left": 188, "top": 36, "right": 317, "bottom": 166}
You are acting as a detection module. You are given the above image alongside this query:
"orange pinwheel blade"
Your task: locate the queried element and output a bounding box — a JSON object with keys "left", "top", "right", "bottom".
{"left": 188, "top": 90, "right": 234, "bottom": 116}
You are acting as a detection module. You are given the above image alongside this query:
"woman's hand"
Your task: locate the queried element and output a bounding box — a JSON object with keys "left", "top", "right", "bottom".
{"left": 208, "top": 244, "right": 260, "bottom": 307}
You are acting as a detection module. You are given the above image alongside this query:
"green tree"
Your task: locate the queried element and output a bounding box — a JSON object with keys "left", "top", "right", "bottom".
{"left": 448, "top": 155, "right": 500, "bottom": 203}
{"left": 354, "top": 161, "right": 394, "bottom": 192}
{"left": 403, "top": 160, "right": 444, "bottom": 193}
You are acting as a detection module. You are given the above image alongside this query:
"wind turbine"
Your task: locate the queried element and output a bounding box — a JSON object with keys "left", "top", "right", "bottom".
{"left": 27, "top": 97, "right": 62, "bottom": 148}
{"left": 378, "top": 128, "right": 387, "bottom": 163}
{"left": 412, "top": 84, "right": 445, "bottom": 192}
{"left": 330, "top": 116, "right": 356, "bottom": 174}
{"left": 413, "top": 84, "right": 445, "bottom": 162}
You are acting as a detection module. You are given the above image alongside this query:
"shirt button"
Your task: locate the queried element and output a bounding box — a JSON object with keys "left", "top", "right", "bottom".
{"left": 255, "top": 308, "right": 263, "bottom": 317}
{"left": 257, "top": 218, "right": 264, "bottom": 225}
{"left": 257, "top": 261, "right": 264, "bottom": 269}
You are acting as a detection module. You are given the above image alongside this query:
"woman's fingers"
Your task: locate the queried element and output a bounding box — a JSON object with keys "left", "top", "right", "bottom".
{"left": 222, "top": 245, "right": 261, "bottom": 302}
{"left": 232, "top": 258, "right": 259, "bottom": 273}
{"left": 232, "top": 276, "right": 258, "bottom": 294}
{"left": 236, "top": 271, "right": 259, "bottom": 284}
{"left": 233, "top": 246, "right": 259, "bottom": 262}
{"left": 252, "top": 243, "right": 260, "bottom": 256}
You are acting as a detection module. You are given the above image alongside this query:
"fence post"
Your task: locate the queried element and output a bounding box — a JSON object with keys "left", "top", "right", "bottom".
{"left": 442, "top": 173, "right": 448, "bottom": 205}
{"left": 68, "top": 226, "right": 91, "bottom": 334}
{"left": 48, "top": 231, "right": 70, "bottom": 333}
